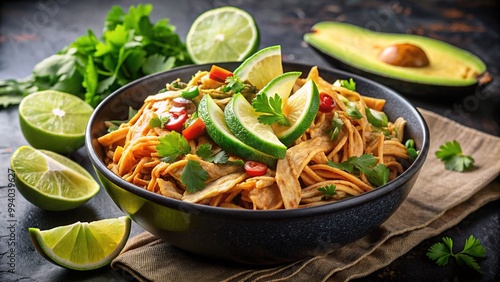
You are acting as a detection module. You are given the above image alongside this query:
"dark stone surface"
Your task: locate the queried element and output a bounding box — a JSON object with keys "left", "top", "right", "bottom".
{"left": 0, "top": 0, "right": 498, "bottom": 281}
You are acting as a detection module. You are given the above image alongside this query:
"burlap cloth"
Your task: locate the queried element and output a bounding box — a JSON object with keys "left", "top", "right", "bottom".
{"left": 111, "top": 108, "right": 500, "bottom": 282}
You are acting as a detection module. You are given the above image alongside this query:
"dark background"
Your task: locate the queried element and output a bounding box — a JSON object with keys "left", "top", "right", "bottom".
{"left": 0, "top": 1, "right": 499, "bottom": 281}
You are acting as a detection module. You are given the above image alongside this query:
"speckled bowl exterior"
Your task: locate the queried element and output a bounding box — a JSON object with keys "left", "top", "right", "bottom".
{"left": 86, "top": 62, "right": 429, "bottom": 265}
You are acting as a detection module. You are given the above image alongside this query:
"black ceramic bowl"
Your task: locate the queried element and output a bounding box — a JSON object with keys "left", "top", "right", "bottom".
{"left": 86, "top": 62, "right": 429, "bottom": 265}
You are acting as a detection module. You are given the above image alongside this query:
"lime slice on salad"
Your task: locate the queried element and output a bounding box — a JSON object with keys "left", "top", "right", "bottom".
{"left": 224, "top": 93, "right": 286, "bottom": 159}
{"left": 259, "top": 71, "right": 302, "bottom": 104}
{"left": 19, "top": 90, "right": 94, "bottom": 154}
{"left": 186, "top": 6, "right": 259, "bottom": 64}
{"left": 274, "top": 80, "right": 320, "bottom": 146}
{"left": 198, "top": 94, "right": 277, "bottom": 167}
{"left": 10, "top": 146, "right": 100, "bottom": 211}
{"left": 29, "top": 216, "right": 131, "bottom": 271}
{"left": 233, "top": 45, "right": 283, "bottom": 89}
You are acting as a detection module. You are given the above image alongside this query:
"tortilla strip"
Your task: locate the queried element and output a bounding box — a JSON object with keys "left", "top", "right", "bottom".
{"left": 182, "top": 172, "right": 248, "bottom": 203}
{"left": 276, "top": 136, "right": 335, "bottom": 209}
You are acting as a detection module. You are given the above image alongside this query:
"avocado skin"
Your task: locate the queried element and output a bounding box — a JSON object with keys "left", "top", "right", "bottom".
{"left": 304, "top": 22, "right": 491, "bottom": 98}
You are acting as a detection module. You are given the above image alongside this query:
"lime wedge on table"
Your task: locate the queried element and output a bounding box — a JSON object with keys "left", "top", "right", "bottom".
{"left": 225, "top": 93, "right": 286, "bottom": 159}
{"left": 186, "top": 6, "right": 259, "bottom": 64}
{"left": 198, "top": 94, "right": 277, "bottom": 167}
{"left": 10, "top": 146, "right": 100, "bottom": 211}
{"left": 233, "top": 45, "right": 283, "bottom": 89}
{"left": 19, "top": 90, "right": 94, "bottom": 154}
{"left": 274, "top": 80, "right": 320, "bottom": 146}
{"left": 29, "top": 216, "right": 131, "bottom": 271}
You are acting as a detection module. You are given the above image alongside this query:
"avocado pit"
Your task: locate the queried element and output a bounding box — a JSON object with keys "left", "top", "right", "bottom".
{"left": 378, "top": 43, "right": 430, "bottom": 68}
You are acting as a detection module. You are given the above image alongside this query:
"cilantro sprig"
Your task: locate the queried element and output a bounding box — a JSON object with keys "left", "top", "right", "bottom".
{"left": 252, "top": 92, "right": 290, "bottom": 126}
{"left": 0, "top": 4, "right": 191, "bottom": 108}
{"left": 427, "top": 235, "right": 486, "bottom": 273}
{"left": 318, "top": 184, "right": 337, "bottom": 200}
{"left": 223, "top": 75, "right": 246, "bottom": 93}
{"left": 328, "top": 154, "right": 389, "bottom": 187}
{"left": 435, "top": 140, "right": 474, "bottom": 172}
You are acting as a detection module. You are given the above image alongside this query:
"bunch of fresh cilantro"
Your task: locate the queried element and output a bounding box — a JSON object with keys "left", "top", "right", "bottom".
{"left": 0, "top": 4, "right": 192, "bottom": 108}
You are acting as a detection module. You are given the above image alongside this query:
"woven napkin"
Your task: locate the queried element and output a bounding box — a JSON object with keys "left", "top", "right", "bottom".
{"left": 111, "top": 108, "right": 500, "bottom": 282}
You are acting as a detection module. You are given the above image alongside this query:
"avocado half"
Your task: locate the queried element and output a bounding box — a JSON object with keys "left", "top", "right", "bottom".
{"left": 304, "top": 22, "right": 491, "bottom": 97}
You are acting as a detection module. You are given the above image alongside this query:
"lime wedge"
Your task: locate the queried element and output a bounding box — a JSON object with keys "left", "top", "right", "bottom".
{"left": 259, "top": 71, "right": 302, "bottom": 104}
{"left": 186, "top": 6, "right": 259, "bottom": 64}
{"left": 274, "top": 80, "right": 320, "bottom": 146}
{"left": 19, "top": 90, "right": 94, "bottom": 154}
{"left": 233, "top": 45, "right": 283, "bottom": 89}
{"left": 10, "top": 146, "right": 100, "bottom": 211}
{"left": 225, "top": 93, "right": 286, "bottom": 159}
{"left": 29, "top": 216, "right": 131, "bottom": 271}
{"left": 198, "top": 94, "right": 277, "bottom": 167}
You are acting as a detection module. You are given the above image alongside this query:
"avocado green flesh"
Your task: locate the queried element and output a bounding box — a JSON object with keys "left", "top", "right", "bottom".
{"left": 304, "top": 22, "right": 486, "bottom": 86}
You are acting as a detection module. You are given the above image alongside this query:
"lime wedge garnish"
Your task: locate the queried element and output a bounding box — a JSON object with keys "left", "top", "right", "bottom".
{"left": 258, "top": 71, "right": 302, "bottom": 104}
{"left": 198, "top": 94, "right": 277, "bottom": 167}
{"left": 224, "top": 93, "right": 287, "bottom": 159}
{"left": 186, "top": 6, "right": 259, "bottom": 64}
{"left": 29, "top": 216, "right": 131, "bottom": 271}
{"left": 19, "top": 90, "right": 94, "bottom": 154}
{"left": 274, "top": 80, "right": 320, "bottom": 146}
{"left": 233, "top": 45, "right": 283, "bottom": 89}
{"left": 10, "top": 146, "right": 100, "bottom": 211}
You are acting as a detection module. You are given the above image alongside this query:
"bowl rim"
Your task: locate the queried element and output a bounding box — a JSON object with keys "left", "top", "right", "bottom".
{"left": 85, "top": 61, "right": 430, "bottom": 220}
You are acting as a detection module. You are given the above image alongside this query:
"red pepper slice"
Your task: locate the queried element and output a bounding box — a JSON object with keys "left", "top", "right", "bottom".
{"left": 209, "top": 65, "right": 233, "bottom": 83}
{"left": 182, "top": 117, "right": 206, "bottom": 140}
{"left": 319, "top": 92, "right": 336, "bottom": 113}
{"left": 244, "top": 161, "right": 268, "bottom": 177}
{"left": 165, "top": 110, "right": 188, "bottom": 132}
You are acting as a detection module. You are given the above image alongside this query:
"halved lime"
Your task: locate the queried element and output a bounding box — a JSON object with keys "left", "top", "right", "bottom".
{"left": 29, "top": 216, "right": 131, "bottom": 271}
{"left": 274, "top": 80, "right": 320, "bottom": 146}
{"left": 19, "top": 90, "right": 94, "bottom": 154}
{"left": 233, "top": 45, "right": 283, "bottom": 89}
{"left": 186, "top": 6, "right": 260, "bottom": 64}
{"left": 10, "top": 146, "right": 100, "bottom": 211}
{"left": 224, "top": 93, "right": 286, "bottom": 159}
{"left": 198, "top": 94, "right": 277, "bottom": 167}
{"left": 259, "top": 71, "right": 302, "bottom": 104}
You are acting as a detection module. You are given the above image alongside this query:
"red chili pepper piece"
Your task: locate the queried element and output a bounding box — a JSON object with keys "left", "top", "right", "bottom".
{"left": 244, "top": 161, "right": 268, "bottom": 177}
{"left": 182, "top": 117, "right": 206, "bottom": 140}
{"left": 209, "top": 65, "right": 233, "bottom": 83}
{"left": 319, "top": 92, "right": 336, "bottom": 113}
{"left": 165, "top": 110, "right": 188, "bottom": 132}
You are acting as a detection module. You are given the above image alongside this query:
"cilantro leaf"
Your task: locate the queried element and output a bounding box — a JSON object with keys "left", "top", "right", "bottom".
{"left": 327, "top": 154, "right": 388, "bottom": 186}
{"left": 318, "top": 184, "right": 337, "bottom": 199}
{"left": 181, "top": 159, "right": 209, "bottom": 193}
{"left": 325, "top": 112, "right": 343, "bottom": 140}
{"left": 427, "top": 235, "right": 486, "bottom": 273}
{"left": 195, "top": 144, "right": 213, "bottom": 160}
{"left": 196, "top": 144, "right": 229, "bottom": 164}
{"left": 435, "top": 140, "right": 474, "bottom": 172}
{"left": 149, "top": 115, "right": 170, "bottom": 128}
{"left": 334, "top": 78, "right": 356, "bottom": 91}
{"left": 362, "top": 163, "right": 389, "bottom": 187}
{"left": 345, "top": 101, "right": 363, "bottom": 119}
{"left": 156, "top": 131, "right": 191, "bottom": 163}
{"left": 252, "top": 92, "right": 290, "bottom": 126}
{"left": 223, "top": 75, "right": 245, "bottom": 93}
